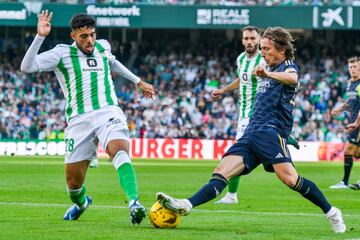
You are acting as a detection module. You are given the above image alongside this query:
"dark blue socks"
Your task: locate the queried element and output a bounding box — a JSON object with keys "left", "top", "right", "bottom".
{"left": 292, "top": 175, "right": 331, "bottom": 213}
{"left": 343, "top": 155, "right": 353, "bottom": 185}
{"left": 188, "top": 173, "right": 228, "bottom": 207}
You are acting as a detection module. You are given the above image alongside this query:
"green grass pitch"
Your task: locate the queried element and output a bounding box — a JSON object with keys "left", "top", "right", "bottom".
{"left": 0, "top": 156, "right": 359, "bottom": 240}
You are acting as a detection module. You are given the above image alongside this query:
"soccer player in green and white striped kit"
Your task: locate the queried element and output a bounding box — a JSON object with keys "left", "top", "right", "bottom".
{"left": 21, "top": 11, "right": 154, "bottom": 224}
{"left": 212, "top": 26, "right": 299, "bottom": 204}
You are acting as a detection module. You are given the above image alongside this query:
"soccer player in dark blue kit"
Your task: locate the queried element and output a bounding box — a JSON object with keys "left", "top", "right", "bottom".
{"left": 329, "top": 57, "right": 360, "bottom": 189}
{"left": 157, "top": 27, "right": 346, "bottom": 233}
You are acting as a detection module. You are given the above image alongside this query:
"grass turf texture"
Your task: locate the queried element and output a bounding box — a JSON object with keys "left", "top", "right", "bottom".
{"left": 0, "top": 156, "right": 359, "bottom": 240}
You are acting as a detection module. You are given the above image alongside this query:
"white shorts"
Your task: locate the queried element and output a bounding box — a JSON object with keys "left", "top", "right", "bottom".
{"left": 64, "top": 105, "right": 129, "bottom": 164}
{"left": 235, "top": 118, "right": 250, "bottom": 140}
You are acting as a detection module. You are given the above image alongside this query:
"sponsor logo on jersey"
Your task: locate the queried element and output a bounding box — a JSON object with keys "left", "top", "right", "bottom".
{"left": 87, "top": 58, "right": 98, "bottom": 67}
{"left": 242, "top": 72, "right": 248, "bottom": 82}
{"left": 258, "top": 79, "right": 271, "bottom": 93}
{"left": 106, "top": 117, "right": 122, "bottom": 128}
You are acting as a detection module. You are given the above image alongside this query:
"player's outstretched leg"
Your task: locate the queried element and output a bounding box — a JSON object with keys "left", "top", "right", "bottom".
{"left": 64, "top": 185, "right": 92, "bottom": 220}
{"left": 295, "top": 178, "right": 346, "bottom": 233}
{"left": 113, "top": 150, "right": 146, "bottom": 224}
{"left": 158, "top": 173, "right": 228, "bottom": 215}
{"left": 290, "top": 175, "right": 346, "bottom": 233}
{"left": 214, "top": 176, "right": 239, "bottom": 204}
{"left": 274, "top": 163, "right": 346, "bottom": 233}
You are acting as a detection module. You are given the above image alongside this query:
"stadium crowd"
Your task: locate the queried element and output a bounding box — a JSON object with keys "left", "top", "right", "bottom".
{"left": 0, "top": 33, "right": 357, "bottom": 142}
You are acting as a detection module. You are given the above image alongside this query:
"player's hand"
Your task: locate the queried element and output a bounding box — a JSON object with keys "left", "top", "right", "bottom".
{"left": 331, "top": 109, "right": 340, "bottom": 117}
{"left": 253, "top": 65, "right": 269, "bottom": 78}
{"left": 346, "top": 123, "right": 359, "bottom": 133}
{"left": 211, "top": 89, "right": 225, "bottom": 99}
{"left": 37, "top": 10, "right": 53, "bottom": 37}
{"left": 137, "top": 80, "right": 155, "bottom": 99}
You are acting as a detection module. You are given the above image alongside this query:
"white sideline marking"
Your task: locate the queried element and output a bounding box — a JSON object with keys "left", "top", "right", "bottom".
{"left": 0, "top": 160, "right": 357, "bottom": 168}
{"left": 0, "top": 202, "right": 358, "bottom": 218}
{"left": 0, "top": 160, "right": 219, "bottom": 167}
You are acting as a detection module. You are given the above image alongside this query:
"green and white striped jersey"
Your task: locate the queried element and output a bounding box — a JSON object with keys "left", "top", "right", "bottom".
{"left": 30, "top": 39, "right": 138, "bottom": 121}
{"left": 236, "top": 50, "right": 264, "bottom": 119}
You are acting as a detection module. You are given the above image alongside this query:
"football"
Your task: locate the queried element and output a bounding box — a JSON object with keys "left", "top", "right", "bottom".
{"left": 149, "top": 201, "right": 180, "bottom": 228}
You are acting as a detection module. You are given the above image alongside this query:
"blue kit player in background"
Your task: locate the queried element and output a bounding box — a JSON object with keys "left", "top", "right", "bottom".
{"left": 156, "top": 27, "right": 346, "bottom": 233}
{"left": 329, "top": 57, "right": 360, "bottom": 189}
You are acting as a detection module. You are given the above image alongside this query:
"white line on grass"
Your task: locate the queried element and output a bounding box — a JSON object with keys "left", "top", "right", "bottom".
{"left": 0, "top": 160, "right": 357, "bottom": 168}
{"left": 0, "top": 160, "right": 219, "bottom": 167}
{"left": 0, "top": 202, "right": 358, "bottom": 218}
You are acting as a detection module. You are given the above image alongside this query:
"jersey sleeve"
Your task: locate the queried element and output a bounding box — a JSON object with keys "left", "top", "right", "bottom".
{"left": 97, "top": 39, "right": 140, "bottom": 84}
{"left": 97, "top": 39, "right": 116, "bottom": 64}
{"left": 36, "top": 45, "right": 63, "bottom": 72}
{"left": 283, "top": 60, "right": 300, "bottom": 75}
{"left": 21, "top": 34, "right": 61, "bottom": 73}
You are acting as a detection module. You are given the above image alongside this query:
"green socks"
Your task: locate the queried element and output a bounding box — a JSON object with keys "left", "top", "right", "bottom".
{"left": 228, "top": 175, "right": 241, "bottom": 193}
{"left": 68, "top": 185, "right": 87, "bottom": 208}
{"left": 117, "top": 162, "right": 139, "bottom": 202}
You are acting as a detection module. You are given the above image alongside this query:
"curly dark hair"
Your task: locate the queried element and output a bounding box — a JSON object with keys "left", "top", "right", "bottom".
{"left": 262, "top": 27, "right": 295, "bottom": 60}
{"left": 70, "top": 13, "right": 96, "bottom": 30}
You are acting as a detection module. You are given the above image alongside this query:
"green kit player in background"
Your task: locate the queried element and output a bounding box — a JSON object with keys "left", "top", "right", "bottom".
{"left": 21, "top": 10, "right": 155, "bottom": 224}
{"left": 211, "top": 26, "right": 300, "bottom": 204}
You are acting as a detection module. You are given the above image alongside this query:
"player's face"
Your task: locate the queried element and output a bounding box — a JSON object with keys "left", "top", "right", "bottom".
{"left": 242, "top": 30, "right": 260, "bottom": 54}
{"left": 260, "top": 38, "right": 285, "bottom": 67}
{"left": 71, "top": 27, "right": 96, "bottom": 55}
{"left": 348, "top": 62, "right": 359, "bottom": 79}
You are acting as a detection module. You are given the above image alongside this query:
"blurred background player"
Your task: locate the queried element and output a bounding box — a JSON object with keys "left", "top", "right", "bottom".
{"left": 157, "top": 27, "right": 346, "bottom": 233}
{"left": 211, "top": 26, "right": 300, "bottom": 204}
{"left": 329, "top": 57, "right": 360, "bottom": 189}
{"left": 20, "top": 11, "right": 154, "bottom": 224}
{"left": 345, "top": 125, "right": 360, "bottom": 190}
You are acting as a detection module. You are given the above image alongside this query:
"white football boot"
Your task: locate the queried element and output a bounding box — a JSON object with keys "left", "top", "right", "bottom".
{"left": 329, "top": 181, "right": 348, "bottom": 189}
{"left": 214, "top": 192, "right": 238, "bottom": 204}
{"left": 326, "top": 207, "right": 346, "bottom": 233}
{"left": 156, "top": 192, "right": 192, "bottom": 216}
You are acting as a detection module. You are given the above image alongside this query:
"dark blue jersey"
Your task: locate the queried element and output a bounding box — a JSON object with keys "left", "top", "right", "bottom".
{"left": 244, "top": 60, "right": 300, "bottom": 138}
{"left": 346, "top": 79, "right": 360, "bottom": 123}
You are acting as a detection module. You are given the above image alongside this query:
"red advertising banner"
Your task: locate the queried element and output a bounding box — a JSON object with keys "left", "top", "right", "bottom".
{"left": 0, "top": 139, "right": 358, "bottom": 162}
{"left": 98, "top": 138, "right": 234, "bottom": 160}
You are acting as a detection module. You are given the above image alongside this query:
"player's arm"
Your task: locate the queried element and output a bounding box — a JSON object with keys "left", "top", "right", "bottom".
{"left": 211, "top": 78, "right": 240, "bottom": 99}
{"left": 346, "top": 112, "right": 360, "bottom": 132}
{"left": 253, "top": 65, "right": 297, "bottom": 86}
{"left": 21, "top": 10, "right": 60, "bottom": 73}
{"left": 331, "top": 101, "right": 350, "bottom": 117}
{"left": 110, "top": 60, "right": 155, "bottom": 99}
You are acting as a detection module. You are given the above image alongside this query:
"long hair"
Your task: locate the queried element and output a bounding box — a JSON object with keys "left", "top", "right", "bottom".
{"left": 262, "top": 27, "right": 295, "bottom": 60}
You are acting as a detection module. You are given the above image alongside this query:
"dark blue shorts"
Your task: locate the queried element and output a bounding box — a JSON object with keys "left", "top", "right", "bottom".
{"left": 347, "top": 127, "right": 360, "bottom": 146}
{"left": 223, "top": 128, "right": 293, "bottom": 175}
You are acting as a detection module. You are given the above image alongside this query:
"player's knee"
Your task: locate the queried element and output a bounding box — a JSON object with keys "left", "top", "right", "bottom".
{"left": 66, "top": 178, "right": 82, "bottom": 189}
{"left": 112, "top": 150, "right": 131, "bottom": 170}
{"left": 344, "top": 149, "right": 353, "bottom": 156}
